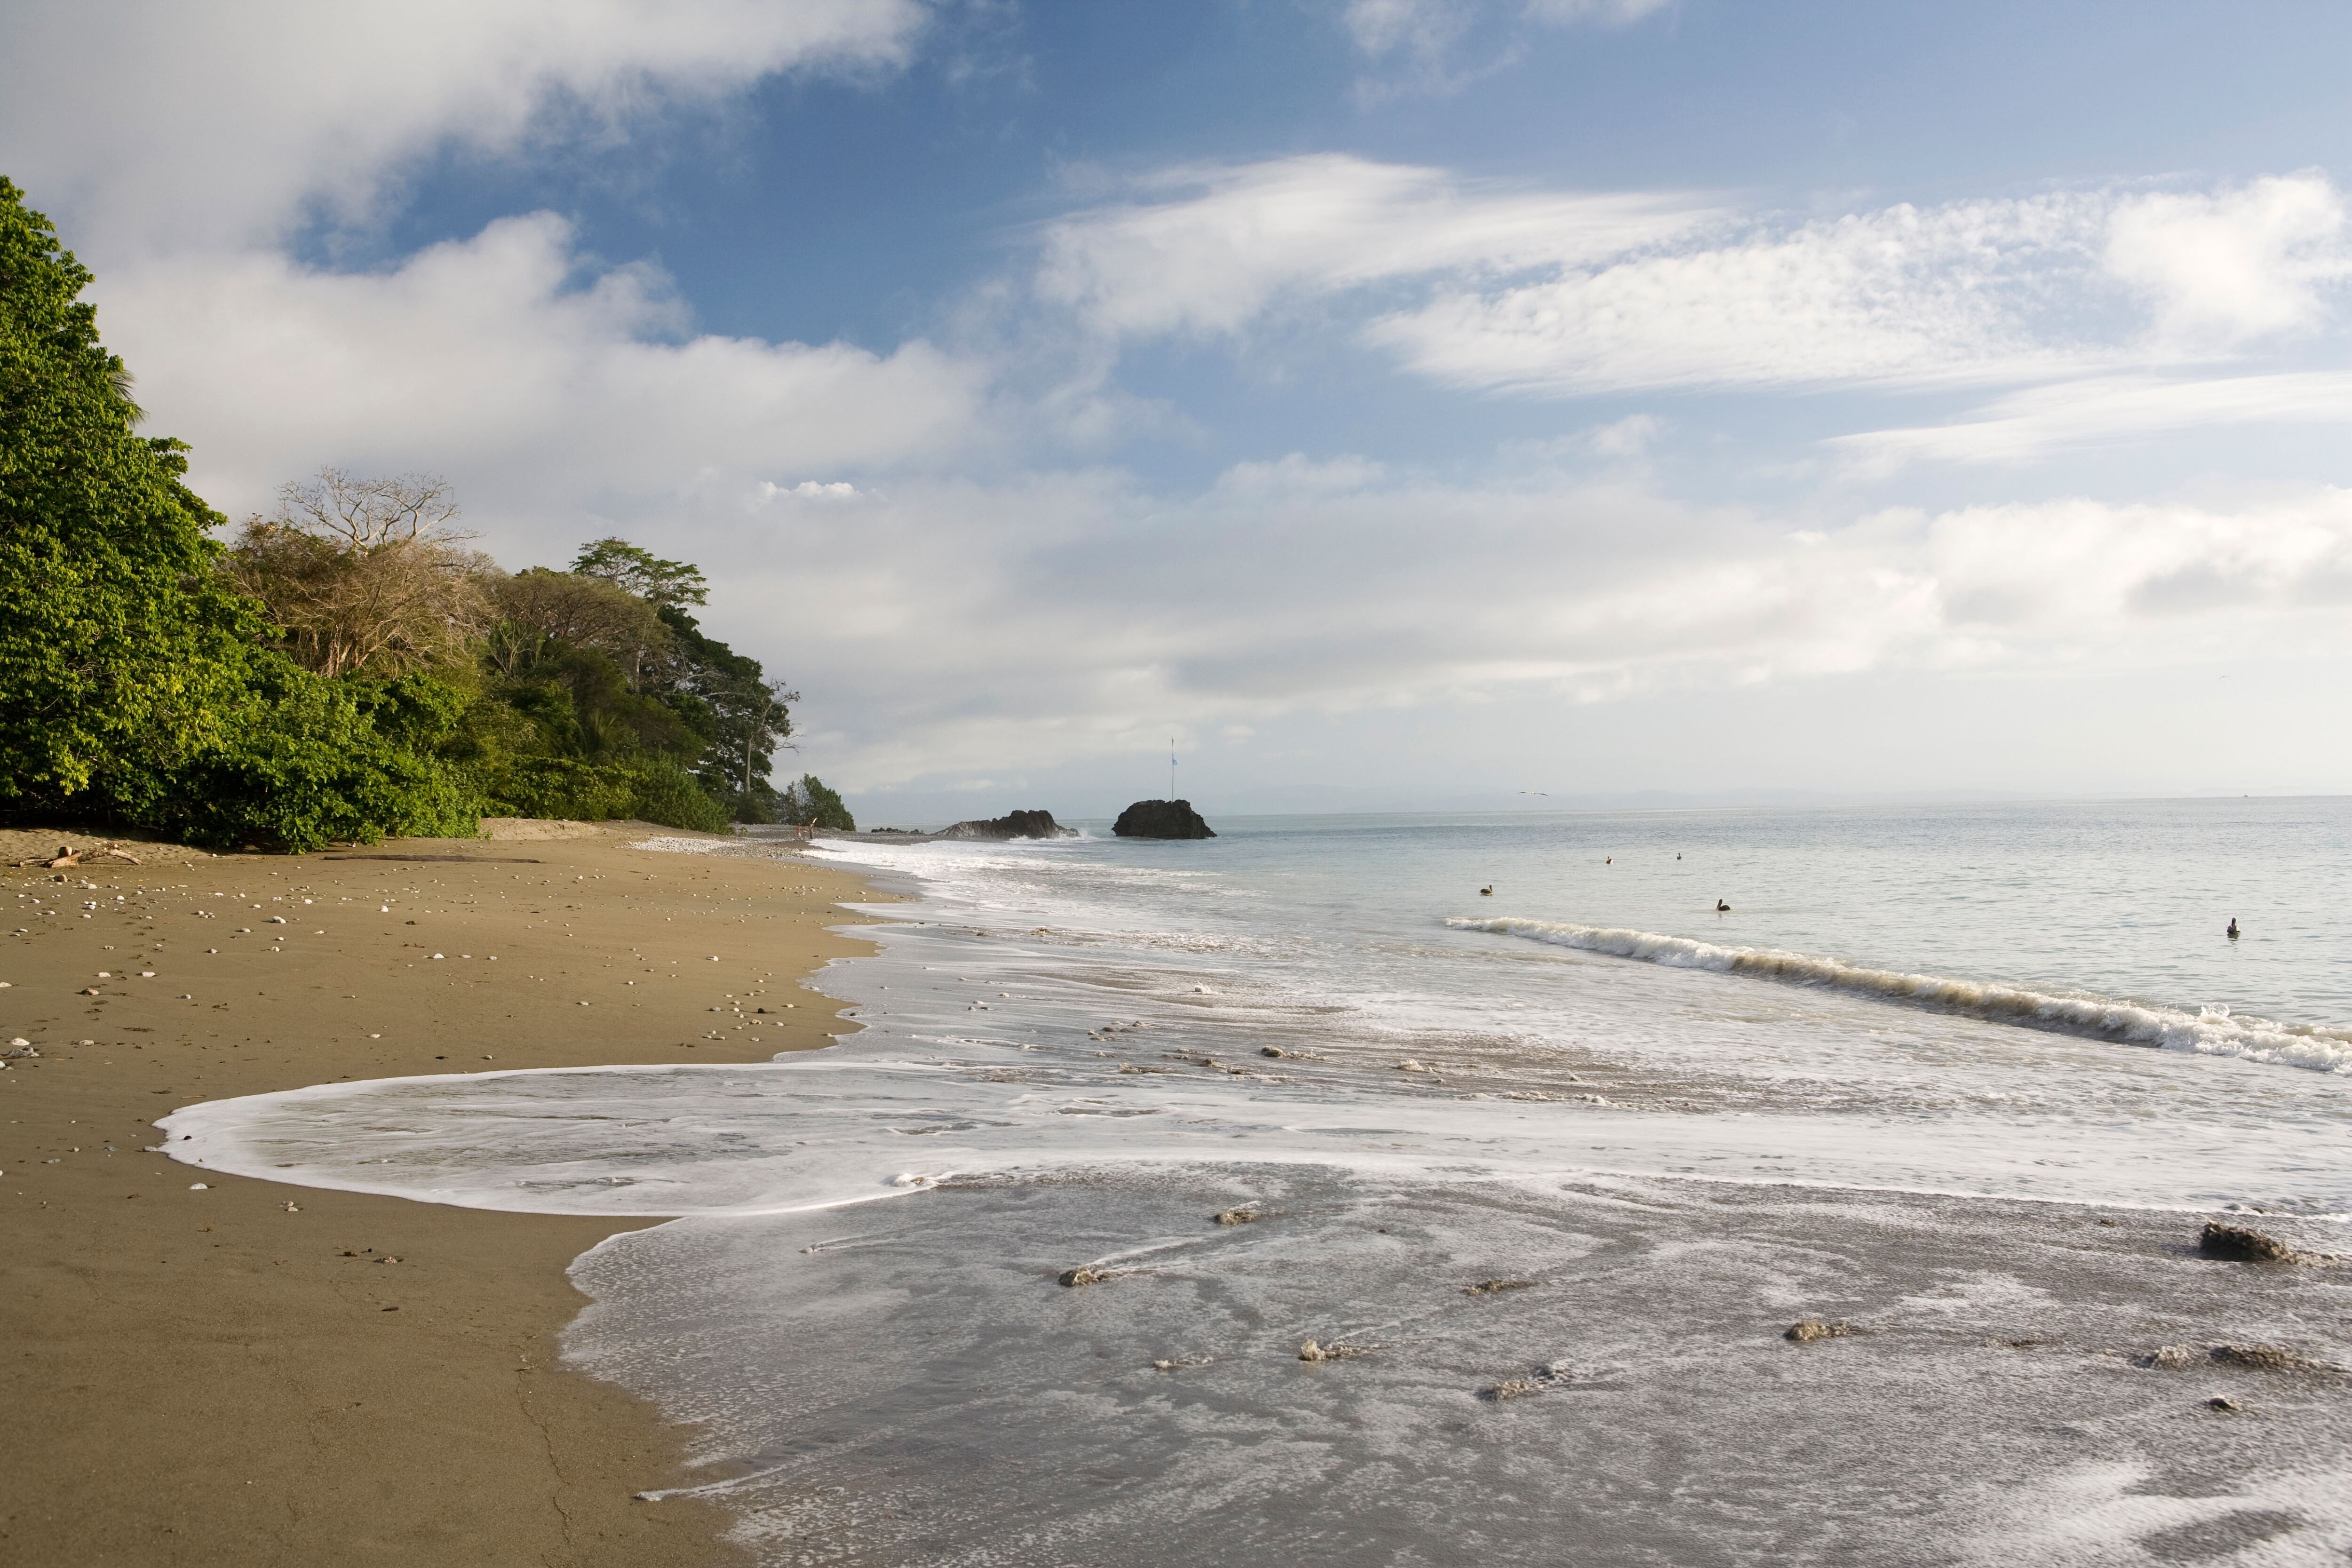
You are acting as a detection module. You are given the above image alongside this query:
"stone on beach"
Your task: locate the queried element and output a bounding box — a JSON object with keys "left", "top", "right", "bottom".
{"left": 2141, "top": 1342, "right": 2333, "bottom": 1373}
{"left": 2210, "top": 1343, "right": 2335, "bottom": 1373}
{"left": 1297, "top": 1339, "right": 1369, "bottom": 1361}
{"left": 2199, "top": 1219, "right": 2306, "bottom": 1263}
{"left": 1785, "top": 1318, "right": 1857, "bottom": 1343}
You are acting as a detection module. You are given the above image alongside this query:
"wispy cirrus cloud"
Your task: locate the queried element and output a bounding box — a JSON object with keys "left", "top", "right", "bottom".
{"left": 1831, "top": 372, "right": 2352, "bottom": 471}
{"left": 1341, "top": 0, "right": 1671, "bottom": 102}
{"left": 1034, "top": 154, "right": 1716, "bottom": 340}
{"left": 1366, "top": 193, "right": 2114, "bottom": 393}
{"left": 1040, "top": 159, "right": 2352, "bottom": 402}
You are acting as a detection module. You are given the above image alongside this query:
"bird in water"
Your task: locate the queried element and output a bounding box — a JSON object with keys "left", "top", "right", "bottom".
{"left": 1716, "top": 899, "right": 1731, "bottom": 913}
{"left": 1605, "top": 856, "right": 1612, "bottom": 865}
{"left": 1479, "top": 885, "right": 1494, "bottom": 897}
{"left": 2226, "top": 917, "right": 2240, "bottom": 939}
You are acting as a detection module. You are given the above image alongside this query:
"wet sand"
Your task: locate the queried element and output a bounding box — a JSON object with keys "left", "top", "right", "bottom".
{"left": 0, "top": 821, "right": 878, "bottom": 1567}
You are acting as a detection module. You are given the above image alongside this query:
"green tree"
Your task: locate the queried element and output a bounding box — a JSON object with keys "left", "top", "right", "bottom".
{"left": 779, "top": 774, "right": 854, "bottom": 832}
{"left": 0, "top": 176, "right": 264, "bottom": 813}
{"left": 0, "top": 180, "right": 478, "bottom": 850}
{"left": 572, "top": 536, "right": 708, "bottom": 611}
{"left": 652, "top": 604, "right": 796, "bottom": 811}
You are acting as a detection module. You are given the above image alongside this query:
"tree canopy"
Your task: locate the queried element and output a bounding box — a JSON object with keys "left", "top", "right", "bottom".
{"left": 572, "top": 536, "right": 708, "bottom": 611}
{"left": 0, "top": 175, "right": 262, "bottom": 811}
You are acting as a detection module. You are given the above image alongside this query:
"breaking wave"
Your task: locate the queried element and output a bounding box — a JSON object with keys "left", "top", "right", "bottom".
{"left": 1446, "top": 916, "right": 2352, "bottom": 1074}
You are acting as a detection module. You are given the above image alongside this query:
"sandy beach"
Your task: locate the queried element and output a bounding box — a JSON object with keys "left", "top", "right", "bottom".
{"left": 0, "top": 821, "right": 877, "bottom": 1567}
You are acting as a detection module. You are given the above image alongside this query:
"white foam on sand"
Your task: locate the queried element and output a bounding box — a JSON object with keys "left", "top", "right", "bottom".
{"left": 156, "top": 1027, "right": 2352, "bottom": 1221}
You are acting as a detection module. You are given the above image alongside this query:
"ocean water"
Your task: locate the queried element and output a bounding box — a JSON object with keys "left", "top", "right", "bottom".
{"left": 165, "top": 800, "right": 2352, "bottom": 1564}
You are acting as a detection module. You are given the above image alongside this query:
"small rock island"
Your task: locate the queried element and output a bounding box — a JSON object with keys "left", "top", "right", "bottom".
{"left": 1113, "top": 799, "right": 1216, "bottom": 839}
{"left": 941, "top": 809, "right": 1077, "bottom": 840}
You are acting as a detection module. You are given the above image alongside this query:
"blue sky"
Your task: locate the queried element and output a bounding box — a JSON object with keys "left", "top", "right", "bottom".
{"left": 8, "top": 2, "right": 2352, "bottom": 816}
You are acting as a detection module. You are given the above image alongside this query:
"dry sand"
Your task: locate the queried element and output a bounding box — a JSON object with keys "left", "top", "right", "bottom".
{"left": 0, "top": 822, "right": 882, "bottom": 1567}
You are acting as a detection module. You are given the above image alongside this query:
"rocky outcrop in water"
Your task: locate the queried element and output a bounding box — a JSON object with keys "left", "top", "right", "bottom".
{"left": 940, "top": 809, "right": 1077, "bottom": 841}
{"left": 1113, "top": 799, "right": 1215, "bottom": 839}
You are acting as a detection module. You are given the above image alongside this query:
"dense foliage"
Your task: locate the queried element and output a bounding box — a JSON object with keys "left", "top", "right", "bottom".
{"left": 0, "top": 178, "right": 842, "bottom": 851}
{"left": 779, "top": 774, "right": 857, "bottom": 832}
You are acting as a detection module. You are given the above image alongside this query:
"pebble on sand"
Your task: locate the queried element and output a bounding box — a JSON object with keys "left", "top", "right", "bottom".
{"left": 1785, "top": 1318, "right": 1857, "bottom": 1343}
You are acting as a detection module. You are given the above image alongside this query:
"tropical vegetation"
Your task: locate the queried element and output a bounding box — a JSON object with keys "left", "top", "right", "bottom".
{"left": 0, "top": 175, "right": 849, "bottom": 850}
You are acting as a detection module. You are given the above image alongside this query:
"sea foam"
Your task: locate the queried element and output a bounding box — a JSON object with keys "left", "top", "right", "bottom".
{"left": 1446, "top": 915, "right": 2352, "bottom": 1073}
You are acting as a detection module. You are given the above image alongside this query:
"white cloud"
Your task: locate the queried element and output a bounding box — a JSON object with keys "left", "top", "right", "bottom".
{"left": 2105, "top": 173, "right": 2352, "bottom": 349}
{"left": 1034, "top": 154, "right": 1717, "bottom": 339}
{"left": 1347, "top": 0, "right": 1670, "bottom": 57}
{"left": 679, "top": 460, "right": 2352, "bottom": 791}
{"left": 1341, "top": 0, "right": 1670, "bottom": 103}
{"left": 1831, "top": 372, "right": 2352, "bottom": 470}
{"left": 1523, "top": 0, "right": 1672, "bottom": 25}
{"left": 1344, "top": 0, "right": 1472, "bottom": 58}
{"left": 95, "top": 215, "right": 988, "bottom": 526}
{"left": 763, "top": 481, "right": 867, "bottom": 501}
{"left": 1042, "top": 161, "right": 2352, "bottom": 405}
{"left": 0, "top": 0, "right": 926, "bottom": 255}
{"left": 1585, "top": 413, "right": 1665, "bottom": 457}
{"left": 1366, "top": 192, "right": 2115, "bottom": 393}
{"left": 1213, "top": 453, "right": 1389, "bottom": 495}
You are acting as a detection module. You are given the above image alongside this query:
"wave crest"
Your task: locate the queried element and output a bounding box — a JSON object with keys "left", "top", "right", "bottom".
{"left": 1445, "top": 916, "right": 2352, "bottom": 1074}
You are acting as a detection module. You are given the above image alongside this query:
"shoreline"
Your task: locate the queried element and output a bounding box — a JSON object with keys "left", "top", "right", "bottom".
{"left": 0, "top": 821, "right": 885, "bottom": 1567}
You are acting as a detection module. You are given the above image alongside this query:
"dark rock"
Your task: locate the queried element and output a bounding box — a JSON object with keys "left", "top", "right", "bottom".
{"left": 1113, "top": 799, "right": 1215, "bottom": 839}
{"left": 941, "top": 809, "right": 1077, "bottom": 841}
{"left": 2200, "top": 1220, "right": 2304, "bottom": 1263}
